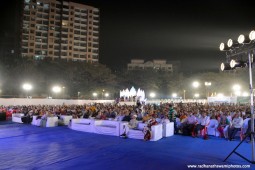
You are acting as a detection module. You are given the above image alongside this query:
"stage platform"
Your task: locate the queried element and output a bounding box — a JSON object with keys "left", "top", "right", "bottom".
{"left": 0, "top": 121, "right": 253, "bottom": 170}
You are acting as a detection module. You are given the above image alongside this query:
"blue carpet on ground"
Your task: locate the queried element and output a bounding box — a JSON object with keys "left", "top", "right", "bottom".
{"left": 0, "top": 122, "right": 254, "bottom": 170}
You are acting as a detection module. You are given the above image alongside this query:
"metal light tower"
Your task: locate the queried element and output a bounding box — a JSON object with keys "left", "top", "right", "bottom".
{"left": 220, "top": 29, "right": 255, "bottom": 164}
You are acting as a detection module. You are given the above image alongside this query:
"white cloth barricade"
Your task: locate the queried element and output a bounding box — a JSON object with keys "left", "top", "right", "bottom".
{"left": 12, "top": 113, "right": 24, "bottom": 123}
{"left": 70, "top": 119, "right": 94, "bottom": 133}
{"left": 93, "top": 120, "right": 120, "bottom": 136}
{"left": 127, "top": 123, "right": 163, "bottom": 141}
{"left": 162, "top": 122, "right": 174, "bottom": 137}
{"left": 31, "top": 116, "right": 41, "bottom": 126}
{"left": 31, "top": 116, "right": 58, "bottom": 127}
{"left": 60, "top": 115, "right": 73, "bottom": 125}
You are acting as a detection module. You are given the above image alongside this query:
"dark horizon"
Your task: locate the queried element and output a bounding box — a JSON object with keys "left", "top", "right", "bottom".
{"left": 1, "top": 0, "right": 255, "bottom": 73}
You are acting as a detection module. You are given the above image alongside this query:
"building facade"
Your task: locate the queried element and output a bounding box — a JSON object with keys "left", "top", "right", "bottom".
{"left": 127, "top": 59, "right": 173, "bottom": 72}
{"left": 21, "top": 0, "right": 99, "bottom": 63}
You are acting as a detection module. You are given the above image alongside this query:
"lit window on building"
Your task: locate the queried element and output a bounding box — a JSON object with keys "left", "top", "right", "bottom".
{"left": 62, "top": 21, "right": 68, "bottom": 26}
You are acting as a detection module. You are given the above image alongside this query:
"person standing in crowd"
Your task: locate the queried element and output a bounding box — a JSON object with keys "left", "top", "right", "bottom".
{"left": 168, "top": 104, "right": 178, "bottom": 134}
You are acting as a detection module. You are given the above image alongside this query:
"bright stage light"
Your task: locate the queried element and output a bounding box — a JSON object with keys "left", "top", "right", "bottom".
{"left": 230, "top": 60, "right": 237, "bottom": 68}
{"left": 221, "top": 63, "right": 233, "bottom": 71}
{"left": 219, "top": 43, "right": 225, "bottom": 51}
{"left": 227, "top": 39, "right": 233, "bottom": 47}
{"left": 230, "top": 59, "right": 247, "bottom": 68}
{"left": 249, "top": 30, "right": 255, "bottom": 41}
{"left": 238, "top": 34, "right": 245, "bottom": 44}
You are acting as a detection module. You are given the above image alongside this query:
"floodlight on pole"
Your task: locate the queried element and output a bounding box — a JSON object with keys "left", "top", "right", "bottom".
{"left": 172, "top": 93, "right": 177, "bottom": 98}
{"left": 52, "top": 86, "right": 61, "bottom": 93}
{"left": 217, "top": 93, "right": 224, "bottom": 98}
{"left": 238, "top": 34, "right": 245, "bottom": 44}
{"left": 220, "top": 29, "right": 255, "bottom": 164}
{"left": 242, "top": 92, "right": 249, "bottom": 97}
{"left": 194, "top": 93, "right": 199, "bottom": 98}
{"left": 22, "top": 83, "right": 32, "bottom": 91}
{"left": 78, "top": 91, "right": 80, "bottom": 99}
{"left": 221, "top": 63, "right": 232, "bottom": 71}
{"left": 205, "top": 82, "right": 211, "bottom": 98}
{"left": 238, "top": 34, "right": 250, "bottom": 44}
{"left": 230, "top": 59, "right": 247, "bottom": 68}
{"left": 205, "top": 82, "right": 211, "bottom": 86}
{"left": 192, "top": 81, "right": 199, "bottom": 88}
{"left": 232, "top": 84, "right": 241, "bottom": 91}
{"left": 149, "top": 92, "right": 156, "bottom": 98}
{"left": 249, "top": 30, "right": 255, "bottom": 41}
{"left": 227, "top": 39, "right": 233, "bottom": 47}
{"left": 22, "top": 83, "right": 32, "bottom": 98}
{"left": 219, "top": 43, "right": 225, "bottom": 51}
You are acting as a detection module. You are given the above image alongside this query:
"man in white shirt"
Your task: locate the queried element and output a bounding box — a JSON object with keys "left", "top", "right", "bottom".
{"left": 192, "top": 111, "right": 210, "bottom": 139}
{"left": 182, "top": 111, "right": 197, "bottom": 136}
{"left": 228, "top": 113, "right": 243, "bottom": 141}
{"left": 120, "top": 114, "right": 138, "bottom": 138}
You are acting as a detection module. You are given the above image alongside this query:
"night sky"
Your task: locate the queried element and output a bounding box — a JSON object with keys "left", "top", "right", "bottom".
{"left": 1, "top": 0, "right": 255, "bottom": 73}
{"left": 81, "top": 0, "right": 255, "bottom": 73}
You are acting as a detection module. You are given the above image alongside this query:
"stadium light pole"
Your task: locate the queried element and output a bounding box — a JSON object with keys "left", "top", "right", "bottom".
{"left": 205, "top": 82, "right": 211, "bottom": 98}
{"left": 220, "top": 30, "right": 255, "bottom": 164}
{"left": 52, "top": 86, "right": 61, "bottom": 99}
{"left": 22, "top": 83, "right": 32, "bottom": 98}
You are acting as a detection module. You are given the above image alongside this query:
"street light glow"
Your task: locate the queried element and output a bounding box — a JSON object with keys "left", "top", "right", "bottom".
{"left": 52, "top": 86, "right": 61, "bottom": 93}
{"left": 205, "top": 82, "right": 211, "bottom": 86}
{"left": 243, "top": 92, "right": 249, "bottom": 97}
{"left": 93, "top": 92, "right": 97, "bottom": 97}
{"left": 22, "top": 83, "right": 32, "bottom": 91}
{"left": 194, "top": 93, "right": 199, "bottom": 98}
{"left": 232, "top": 84, "right": 241, "bottom": 91}
{"left": 105, "top": 93, "right": 109, "bottom": 97}
{"left": 192, "top": 81, "right": 199, "bottom": 88}
{"left": 172, "top": 93, "right": 177, "bottom": 98}
{"left": 234, "top": 91, "right": 241, "bottom": 96}
{"left": 149, "top": 92, "right": 156, "bottom": 98}
{"left": 217, "top": 93, "right": 224, "bottom": 98}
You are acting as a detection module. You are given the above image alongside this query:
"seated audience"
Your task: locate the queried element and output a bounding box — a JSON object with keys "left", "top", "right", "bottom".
{"left": 192, "top": 111, "right": 210, "bottom": 139}
{"left": 217, "top": 112, "right": 230, "bottom": 138}
{"left": 228, "top": 113, "right": 243, "bottom": 141}
{"left": 182, "top": 111, "right": 197, "bottom": 136}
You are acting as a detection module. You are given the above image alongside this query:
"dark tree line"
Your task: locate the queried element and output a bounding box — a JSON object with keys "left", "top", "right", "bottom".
{"left": 0, "top": 58, "right": 252, "bottom": 99}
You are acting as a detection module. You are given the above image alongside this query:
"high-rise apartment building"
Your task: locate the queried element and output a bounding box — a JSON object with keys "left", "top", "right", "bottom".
{"left": 21, "top": 0, "right": 99, "bottom": 63}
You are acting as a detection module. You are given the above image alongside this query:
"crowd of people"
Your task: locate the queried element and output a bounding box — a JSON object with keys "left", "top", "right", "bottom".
{"left": 0, "top": 102, "right": 253, "bottom": 141}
